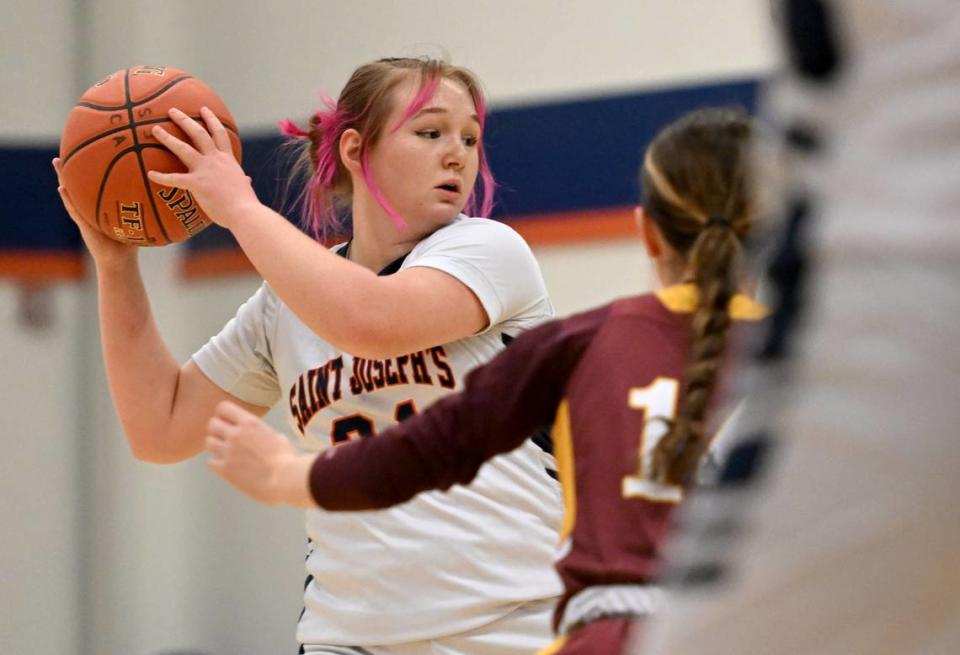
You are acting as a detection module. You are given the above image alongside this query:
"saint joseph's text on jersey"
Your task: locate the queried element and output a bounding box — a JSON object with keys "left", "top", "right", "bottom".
{"left": 289, "top": 346, "right": 456, "bottom": 435}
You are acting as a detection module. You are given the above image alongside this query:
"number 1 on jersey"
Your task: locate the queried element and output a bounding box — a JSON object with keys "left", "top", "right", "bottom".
{"left": 622, "top": 377, "right": 684, "bottom": 503}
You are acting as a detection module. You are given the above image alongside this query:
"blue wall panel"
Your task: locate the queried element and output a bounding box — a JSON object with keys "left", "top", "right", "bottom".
{"left": 0, "top": 77, "right": 760, "bottom": 268}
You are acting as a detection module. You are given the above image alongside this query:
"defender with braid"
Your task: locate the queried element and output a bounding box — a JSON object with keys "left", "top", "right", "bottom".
{"left": 205, "top": 107, "right": 768, "bottom": 655}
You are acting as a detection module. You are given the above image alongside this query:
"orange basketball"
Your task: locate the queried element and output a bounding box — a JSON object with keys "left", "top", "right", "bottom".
{"left": 58, "top": 65, "right": 242, "bottom": 246}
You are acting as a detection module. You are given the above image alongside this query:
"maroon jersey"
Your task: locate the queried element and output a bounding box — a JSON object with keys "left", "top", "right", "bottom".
{"left": 309, "top": 284, "right": 766, "bottom": 630}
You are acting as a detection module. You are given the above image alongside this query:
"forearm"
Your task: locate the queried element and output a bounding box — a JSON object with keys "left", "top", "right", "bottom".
{"left": 95, "top": 259, "right": 194, "bottom": 463}
{"left": 309, "top": 352, "right": 559, "bottom": 510}
{"left": 309, "top": 421, "right": 479, "bottom": 511}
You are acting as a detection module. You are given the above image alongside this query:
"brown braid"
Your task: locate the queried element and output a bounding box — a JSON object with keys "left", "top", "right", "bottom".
{"left": 639, "top": 107, "right": 754, "bottom": 486}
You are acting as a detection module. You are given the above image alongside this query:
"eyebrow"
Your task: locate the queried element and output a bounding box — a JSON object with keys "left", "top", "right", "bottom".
{"left": 412, "top": 106, "right": 481, "bottom": 124}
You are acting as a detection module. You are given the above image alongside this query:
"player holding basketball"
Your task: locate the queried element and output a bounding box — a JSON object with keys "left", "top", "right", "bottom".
{"left": 203, "top": 107, "right": 768, "bottom": 655}
{"left": 53, "top": 58, "right": 563, "bottom": 654}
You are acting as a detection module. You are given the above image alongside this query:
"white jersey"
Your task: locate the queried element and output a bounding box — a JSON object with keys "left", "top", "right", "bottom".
{"left": 194, "top": 216, "right": 563, "bottom": 646}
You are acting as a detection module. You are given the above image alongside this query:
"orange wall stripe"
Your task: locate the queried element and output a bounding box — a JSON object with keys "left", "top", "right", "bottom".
{"left": 504, "top": 206, "right": 637, "bottom": 246}
{"left": 0, "top": 252, "right": 86, "bottom": 281}
{"left": 179, "top": 247, "right": 255, "bottom": 280}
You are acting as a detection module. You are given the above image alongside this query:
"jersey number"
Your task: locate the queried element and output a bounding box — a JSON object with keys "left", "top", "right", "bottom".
{"left": 622, "top": 377, "right": 684, "bottom": 503}
{"left": 330, "top": 400, "right": 418, "bottom": 444}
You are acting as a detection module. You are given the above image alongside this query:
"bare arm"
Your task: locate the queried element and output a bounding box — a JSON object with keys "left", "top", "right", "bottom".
{"left": 96, "top": 259, "right": 267, "bottom": 462}
{"left": 55, "top": 159, "right": 268, "bottom": 464}
{"left": 147, "top": 108, "right": 488, "bottom": 359}
{"left": 228, "top": 207, "right": 487, "bottom": 358}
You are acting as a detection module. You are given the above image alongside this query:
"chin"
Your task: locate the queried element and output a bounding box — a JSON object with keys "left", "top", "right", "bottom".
{"left": 428, "top": 203, "right": 463, "bottom": 223}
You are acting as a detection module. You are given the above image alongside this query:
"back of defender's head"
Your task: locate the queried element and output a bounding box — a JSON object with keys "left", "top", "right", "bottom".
{"left": 641, "top": 106, "right": 753, "bottom": 257}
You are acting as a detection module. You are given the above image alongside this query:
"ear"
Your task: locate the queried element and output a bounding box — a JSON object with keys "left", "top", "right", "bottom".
{"left": 339, "top": 128, "right": 363, "bottom": 176}
{"left": 635, "top": 206, "right": 663, "bottom": 259}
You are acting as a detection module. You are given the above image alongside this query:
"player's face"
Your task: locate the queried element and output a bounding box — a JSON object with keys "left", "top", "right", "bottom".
{"left": 365, "top": 76, "right": 481, "bottom": 231}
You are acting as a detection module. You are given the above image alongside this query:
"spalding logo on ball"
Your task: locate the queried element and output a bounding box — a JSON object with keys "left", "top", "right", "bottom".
{"left": 59, "top": 65, "right": 242, "bottom": 246}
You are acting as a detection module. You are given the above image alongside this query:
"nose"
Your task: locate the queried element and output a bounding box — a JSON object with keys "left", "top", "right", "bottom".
{"left": 443, "top": 137, "right": 467, "bottom": 170}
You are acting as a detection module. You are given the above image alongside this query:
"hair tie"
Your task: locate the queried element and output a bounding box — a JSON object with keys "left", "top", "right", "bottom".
{"left": 706, "top": 215, "right": 732, "bottom": 229}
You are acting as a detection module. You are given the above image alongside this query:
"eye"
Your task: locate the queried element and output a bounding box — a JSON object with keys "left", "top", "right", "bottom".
{"left": 416, "top": 129, "right": 441, "bottom": 139}
{"left": 462, "top": 134, "right": 479, "bottom": 147}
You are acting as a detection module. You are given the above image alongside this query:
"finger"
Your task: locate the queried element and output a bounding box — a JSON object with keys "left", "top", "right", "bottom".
{"left": 57, "top": 184, "right": 73, "bottom": 207}
{"left": 151, "top": 124, "right": 200, "bottom": 165}
{"left": 206, "top": 416, "right": 235, "bottom": 439}
{"left": 200, "top": 106, "right": 233, "bottom": 154}
{"left": 57, "top": 185, "right": 81, "bottom": 220}
{"left": 207, "top": 458, "right": 227, "bottom": 476}
{"left": 52, "top": 158, "right": 69, "bottom": 189}
{"left": 147, "top": 170, "right": 190, "bottom": 188}
{"left": 215, "top": 399, "right": 252, "bottom": 424}
{"left": 168, "top": 107, "right": 217, "bottom": 154}
{"left": 57, "top": 187, "right": 95, "bottom": 235}
{"left": 205, "top": 435, "right": 227, "bottom": 457}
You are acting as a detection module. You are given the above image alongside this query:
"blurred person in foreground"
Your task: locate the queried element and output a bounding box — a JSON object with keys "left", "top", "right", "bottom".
{"left": 641, "top": 1, "right": 960, "bottom": 653}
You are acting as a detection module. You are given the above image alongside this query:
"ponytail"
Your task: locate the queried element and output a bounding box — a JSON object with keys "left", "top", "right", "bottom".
{"left": 278, "top": 97, "right": 357, "bottom": 241}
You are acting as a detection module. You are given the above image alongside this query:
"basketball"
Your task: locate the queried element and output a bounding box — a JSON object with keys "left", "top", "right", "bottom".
{"left": 58, "top": 65, "right": 242, "bottom": 246}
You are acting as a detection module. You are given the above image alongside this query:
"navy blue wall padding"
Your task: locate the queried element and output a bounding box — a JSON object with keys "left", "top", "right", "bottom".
{"left": 0, "top": 77, "right": 760, "bottom": 255}
{"left": 485, "top": 78, "right": 759, "bottom": 218}
{"left": 0, "top": 146, "right": 83, "bottom": 251}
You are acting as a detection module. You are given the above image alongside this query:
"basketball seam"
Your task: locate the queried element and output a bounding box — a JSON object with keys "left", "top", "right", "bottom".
{"left": 126, "top": 68, "right": 172, "bottom": 244}
{"left": 62, "top": 117, "right": 240, "bottom": 165}
{"left": 94, "top": 148, "right": 137, "bottom": 235}
{"left": 75, "top": 74, "right": 193, "bottom": 111}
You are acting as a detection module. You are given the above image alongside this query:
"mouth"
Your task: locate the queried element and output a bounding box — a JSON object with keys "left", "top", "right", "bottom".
{"left": 435, "top": 181, "right": 461, "bottom": 195}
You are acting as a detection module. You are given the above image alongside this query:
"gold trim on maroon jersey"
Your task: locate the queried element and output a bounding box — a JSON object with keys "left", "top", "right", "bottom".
{"left": 655, "top": 283, "right": 768, "bottom": 320}
{"left": 553, "top": 400, "right": 577, "bottom": 544}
